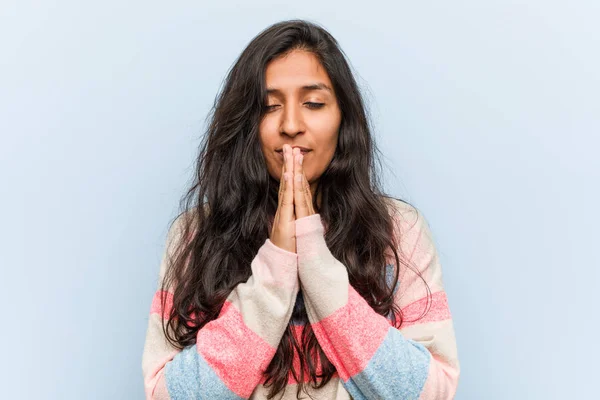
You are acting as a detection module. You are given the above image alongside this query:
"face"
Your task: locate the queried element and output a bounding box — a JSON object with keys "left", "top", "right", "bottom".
{"left": 259, "top": 49, "right": 342, "bottom": 197}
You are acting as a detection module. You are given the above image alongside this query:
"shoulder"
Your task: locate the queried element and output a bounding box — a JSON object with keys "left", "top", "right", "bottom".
{"left": 383, "top": 197, "right": 447, "bottom": 292}
{"left": 380, "top": 196, "right": 425, "bottom": 237}
{"left": 165, "top": 204, "right": 207, "bottom": 254}
{"left": 158, "top": 205, "right": 206, "bottom": 284}
{"left": 380, "top": 196, "right": 439, "bottom": 269}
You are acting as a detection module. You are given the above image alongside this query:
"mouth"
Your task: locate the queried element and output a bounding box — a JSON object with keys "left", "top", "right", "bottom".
{"left": 275, "top": 148, "right": 312, "bottom": 159}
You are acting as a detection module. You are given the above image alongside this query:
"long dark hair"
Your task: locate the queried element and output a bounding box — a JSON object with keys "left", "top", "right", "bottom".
{"left": 159, "top": 19, "right": 431, "bottom": 399}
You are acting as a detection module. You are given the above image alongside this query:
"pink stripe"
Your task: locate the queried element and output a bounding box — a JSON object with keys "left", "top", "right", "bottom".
{"left": 150, "top": 290, "right": 174, "bottom": 318}
{"left": 150, "top": 290, "right": 206, "bottom": 328}
{"left": 310, "top": 285, "right": 391, "bottom": 381}
{"left": 288, "top": 325, "right": 308, "bottom": 384}
{"left": 418, "top": 353, "right": 460, "bottom": 400}
{"left": 397, "top": 291, "right": 452, "bottom": 329}
{"left": 196, "top": 300, "right": 277, "bottom": 398}
{"left": 285, "top": 325, "right": 342, "bottom": 384}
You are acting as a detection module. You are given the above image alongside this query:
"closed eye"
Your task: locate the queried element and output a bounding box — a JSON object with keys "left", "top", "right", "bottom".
{"left": 305, "top": 102, "right": 325, "bottom": 109}
{"left": 265, "top": 102, "right": 325, "bottom": 111}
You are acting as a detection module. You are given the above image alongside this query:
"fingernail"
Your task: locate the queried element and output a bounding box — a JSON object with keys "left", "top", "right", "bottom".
{"left": 299, "top": 155, "right": 303, "bottom": 165}
{"left": 295, "top": 174, "right": 301, "bottom": 183}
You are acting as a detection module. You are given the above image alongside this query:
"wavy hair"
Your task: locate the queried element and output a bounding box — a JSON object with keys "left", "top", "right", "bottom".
{"left": 159, "top": 19, "right": 431, "bottom": 399}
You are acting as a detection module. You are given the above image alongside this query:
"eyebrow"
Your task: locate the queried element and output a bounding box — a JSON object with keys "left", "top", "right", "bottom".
{"left": 266, "top": 82, "right": 333, "bottom": 95}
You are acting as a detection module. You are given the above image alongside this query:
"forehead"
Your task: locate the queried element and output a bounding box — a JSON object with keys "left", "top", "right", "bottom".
{"left": 265, "top": 50, "right": 334, "bottom": 95}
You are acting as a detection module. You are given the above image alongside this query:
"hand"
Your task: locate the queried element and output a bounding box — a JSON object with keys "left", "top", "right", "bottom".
{"left": 291, "top": 147, "right": 316, "bottom": 219}
{"left": 269, "top": 145, "right": 296, "bottom": 253}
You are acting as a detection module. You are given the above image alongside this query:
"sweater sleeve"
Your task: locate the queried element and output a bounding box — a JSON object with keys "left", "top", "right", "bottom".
{"left": 141, "top": 213, "right": 299, "bottom": 400}
{"left": 294, "top": 205, "right": 460, "bottom": 400}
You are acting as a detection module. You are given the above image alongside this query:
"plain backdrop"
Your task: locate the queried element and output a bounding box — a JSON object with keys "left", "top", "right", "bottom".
{"left": 1, "top": 1, "right": 598, "bottom": 399}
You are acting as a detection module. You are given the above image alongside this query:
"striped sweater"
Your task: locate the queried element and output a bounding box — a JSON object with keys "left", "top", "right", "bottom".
{"left": 141, "top": 198, "right": 460, "bottom": 399}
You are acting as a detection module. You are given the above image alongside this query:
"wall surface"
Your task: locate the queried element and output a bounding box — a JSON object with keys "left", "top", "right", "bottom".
{"left": 1, "top": 1, "right": 598, "bottom": 398}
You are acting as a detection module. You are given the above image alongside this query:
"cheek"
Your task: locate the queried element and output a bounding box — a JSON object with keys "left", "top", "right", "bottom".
{"left": 315, "top": 134, "right": 338, "bottom": 163}
{"left": 266, "top": 153, "right": 280, "bottom": 179}
{"left": 259, "top": 118, "right": 278, "bottom": 139}
{"left": 259, "top": 127, "right": 280, "bottom": 176}
{"left": 308, "top": 149, "right": 334, "bottom": 180}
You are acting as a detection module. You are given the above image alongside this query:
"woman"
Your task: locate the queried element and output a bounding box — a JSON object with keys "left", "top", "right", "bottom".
{"left": 142, "top": 19, "right": 460, "bottom": 400}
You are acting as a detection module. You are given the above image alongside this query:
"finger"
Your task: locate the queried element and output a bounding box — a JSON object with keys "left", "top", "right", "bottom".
{"left": 293, "top": 148, "right": 310, "bottom": 219}
{"left": 273, "top": 160, "right": 285, "bottom": 234}
{"left": 302, "top": 171, "right": 314, "bottom": 214}
{"left": 278, "top": 158, "right": 285, "bottom": 198}
{"left": 277, "top": 160, "right": 286, "bottom": 208}
{"left": 280, "top": 145, "right": 295, "bottom": 222}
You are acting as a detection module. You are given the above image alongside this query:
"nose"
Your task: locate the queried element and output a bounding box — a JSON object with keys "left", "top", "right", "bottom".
{"left": 280, "top": 103, "right": 305, "bottom": 136}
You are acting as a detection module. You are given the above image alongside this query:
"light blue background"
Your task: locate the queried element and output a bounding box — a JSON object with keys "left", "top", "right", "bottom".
{"left": 1, "top": 1, "right": 598, "bottom": 399}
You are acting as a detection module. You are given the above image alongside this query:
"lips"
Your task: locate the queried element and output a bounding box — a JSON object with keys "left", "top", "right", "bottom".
{"left": 276, "top": 147, "right": 312, "bottom": 154}
{"left": 276, "top": 149, "right": 311, "bottom": 160}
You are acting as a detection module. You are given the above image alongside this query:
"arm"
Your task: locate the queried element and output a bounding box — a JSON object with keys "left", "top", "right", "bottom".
{"left": 295, "top": 203, "right": 460, "bottom": 400}
{"left": 141, "top": 213, "right": 299, "bottom": 399}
